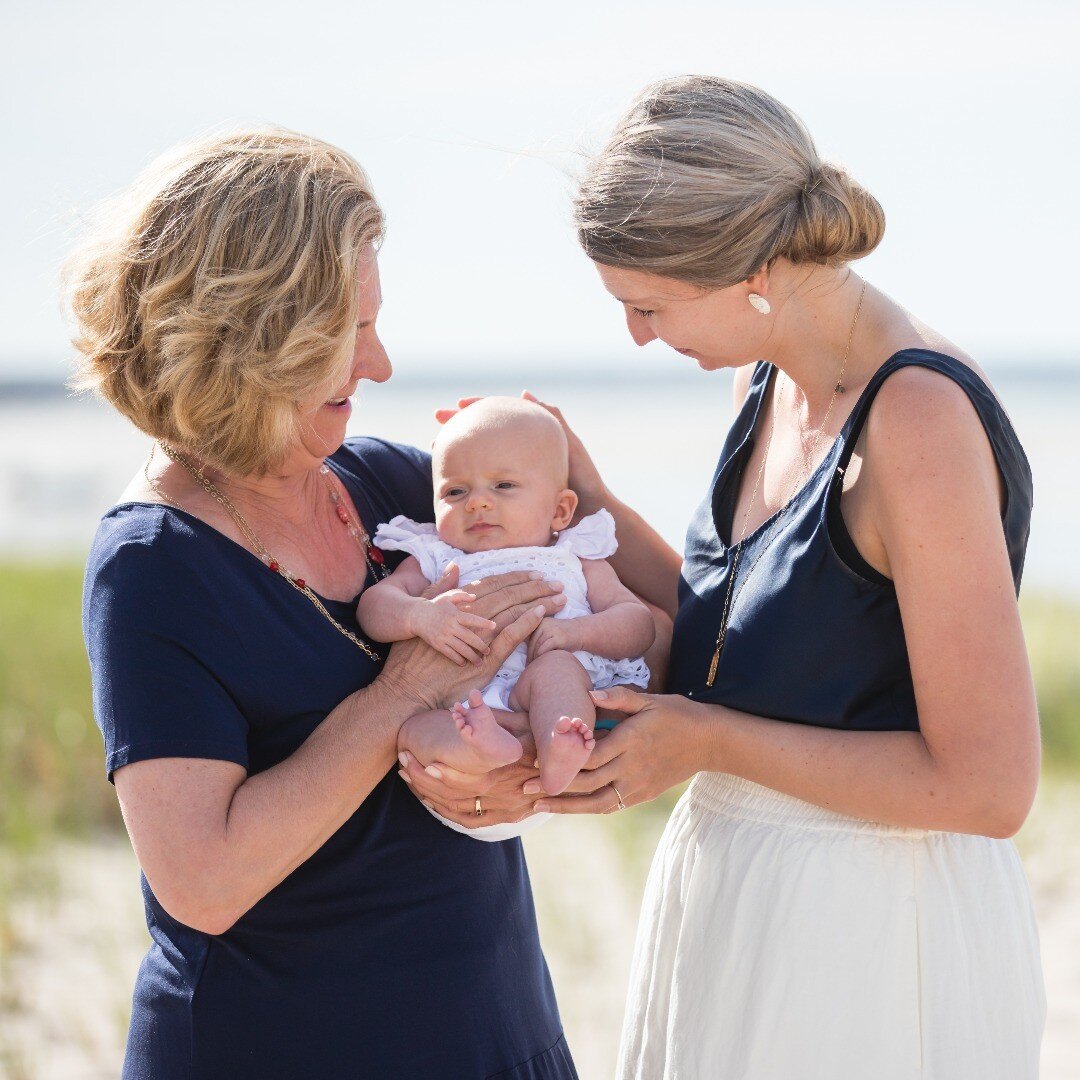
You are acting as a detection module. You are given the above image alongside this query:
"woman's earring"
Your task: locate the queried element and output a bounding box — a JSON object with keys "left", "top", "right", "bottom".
{"left": 748, "top": 293, "right": 771, "bottom": 315}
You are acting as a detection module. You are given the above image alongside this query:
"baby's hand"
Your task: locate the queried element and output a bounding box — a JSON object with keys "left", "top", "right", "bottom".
{"left": 410, "top": 591, "right": 497, "bottom": 666}
{"left": 527, "top": 616, "right": 580, "bottom": 662}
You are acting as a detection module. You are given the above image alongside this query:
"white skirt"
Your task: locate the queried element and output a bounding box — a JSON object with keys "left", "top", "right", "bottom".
{"left": 618, "top": 773, "right": 1045, "bottom": 1080}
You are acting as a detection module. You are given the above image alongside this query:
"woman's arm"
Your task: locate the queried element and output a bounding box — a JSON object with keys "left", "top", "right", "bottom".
{"left": 114, "top": 572, "right": 563, "bottom": 935}
{"left": 541, "top": 370, "right": 1041, "bottom": 836}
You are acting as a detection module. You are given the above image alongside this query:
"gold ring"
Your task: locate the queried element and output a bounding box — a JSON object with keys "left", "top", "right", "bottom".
{"left": 474, "top": 797, "right": 484, "bottom": 818}
{"left": 610, "top": 784, "right": 626, "bottom": 812}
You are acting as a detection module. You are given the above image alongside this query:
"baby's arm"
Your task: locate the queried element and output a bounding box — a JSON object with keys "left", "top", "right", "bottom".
{"left": 357, "top": 557, "right": 496, "bottom": 665}
{"left": 529, "top": 559, "right": 655, "bottom": 662}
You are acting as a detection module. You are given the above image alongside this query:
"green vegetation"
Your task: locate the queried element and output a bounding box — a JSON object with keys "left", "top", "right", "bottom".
{"left": 1, "top": 562, "right": 1078, "bottom": 858}
{"left": 0, "top": 563, "right": 120, "bottom": 855}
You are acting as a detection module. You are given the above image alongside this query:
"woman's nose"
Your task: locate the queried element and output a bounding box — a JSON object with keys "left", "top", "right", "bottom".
{"left": 625, "top": 309, "right": 657, "bottom": 347}
{"left": 353, "top": 334, "right": 392, "bottom": 384}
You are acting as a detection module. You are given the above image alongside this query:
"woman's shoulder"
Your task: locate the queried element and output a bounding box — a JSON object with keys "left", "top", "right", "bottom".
{"left": 335, "top": 436, "right": 432, "bottom": 480}
{"left": 860, "top": 348, "right": 1009, "bottom": 457}
{"left": 856, "top": 348, "right": 1027, "bottom": 525}
{"left": 333, "top": 436, "right": 434, "bottom": 527}
{"left": 85, "top": 502, "right": 233, "bottom": 608}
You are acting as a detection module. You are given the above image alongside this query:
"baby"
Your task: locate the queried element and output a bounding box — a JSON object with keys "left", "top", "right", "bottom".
{"left": 357, "top": 397, "right": 655, "bottom": 797}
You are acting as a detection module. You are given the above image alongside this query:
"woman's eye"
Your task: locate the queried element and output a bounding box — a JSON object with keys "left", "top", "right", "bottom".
{"left": 632, "top": 307, "right": 654, "bottom": 319}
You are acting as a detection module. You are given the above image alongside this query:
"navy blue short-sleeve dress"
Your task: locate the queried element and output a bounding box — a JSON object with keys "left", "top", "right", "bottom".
{"left": 83, "top": 436, "right": 577, "bottom": 1080}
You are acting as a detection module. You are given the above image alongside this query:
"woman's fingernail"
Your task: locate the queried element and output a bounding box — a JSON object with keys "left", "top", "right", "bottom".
{"left": 529, "top": 571, "right": 544, "bottom": 580}
{"left": 523, "top": 781, "right": 542, "bottom": 795}
{"left": 554, "top": 595, "right": 567, "bottom": 605}
{"left": 425, "top": 765, "right": 443, "bottom": 779}
{"left": 398, "top": 752, "right": 410, "bottom": 767}
{"left": 398, "top": 770, "right": 413, "bottom": 785}
{"left": 532, "top": 605, "right": 546, "bottom": 616}
{"left": 533, "top": 759, "right": 540, "bottom": 768}
{"left": 423, "top": 801, "right": 436, "bottom": 810}
{"left": 590, "top": 690, "right": 608, "bottom": 701}
{"left": 534, "top": 801, "right": 551, "bottom": 813}
{"left": 550, "top": 581, "right": 564, "bottom": 591}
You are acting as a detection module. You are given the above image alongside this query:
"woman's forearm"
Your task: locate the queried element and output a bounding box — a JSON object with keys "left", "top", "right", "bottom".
{"left": 581, "top": 489, "right": 682, "bottom": 616}
{"left": 187, "top": 678, "right": 419, "bottom": 932}
{"left": 689, "top": 701, "right": 1029, "bottom": 838}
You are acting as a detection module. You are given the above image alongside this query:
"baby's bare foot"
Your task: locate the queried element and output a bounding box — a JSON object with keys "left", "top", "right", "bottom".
{"left": 538, "top": 716, "right": 595, "bottom": 795}
{"left": 450, "top": 689, "right": 523, "bottom": 771}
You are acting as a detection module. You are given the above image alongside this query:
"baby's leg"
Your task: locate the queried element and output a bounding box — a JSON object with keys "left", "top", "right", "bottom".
{"left": 510, "top": 650, "right": 596, "bottom": 796}
{"left": 399, "top": 689, "right": 522, "bottom": 775}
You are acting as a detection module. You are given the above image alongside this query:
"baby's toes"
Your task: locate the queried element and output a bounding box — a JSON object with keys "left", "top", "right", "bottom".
{"left": 554, "top": 715, "right": 574, "bottom": 734}
{"left": 467, "top": 688, "right": 485, "bottom": 709}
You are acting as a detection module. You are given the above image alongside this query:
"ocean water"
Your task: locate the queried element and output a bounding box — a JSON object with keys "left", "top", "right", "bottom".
{"left": 1, "top": 368, "right": 1077, "bottom": 597}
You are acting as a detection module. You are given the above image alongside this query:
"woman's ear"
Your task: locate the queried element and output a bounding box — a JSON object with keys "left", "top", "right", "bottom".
{"left": 551, "top": 489, "right": 579, "bottom": 533}
{"left": 744, "top": 264, "right": 770, "bottom": 299}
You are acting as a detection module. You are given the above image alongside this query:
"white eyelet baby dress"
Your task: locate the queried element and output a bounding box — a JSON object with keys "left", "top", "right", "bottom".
{"left": 374, "top": 508, "right": 651, "bottom": 842}
{"left": 374, "top": 508, "right": 650, "bottom": 709}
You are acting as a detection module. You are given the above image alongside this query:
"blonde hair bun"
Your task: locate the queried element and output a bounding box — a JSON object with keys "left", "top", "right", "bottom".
{"left": 575, "top": 76, "right": 885, "bottom": 286}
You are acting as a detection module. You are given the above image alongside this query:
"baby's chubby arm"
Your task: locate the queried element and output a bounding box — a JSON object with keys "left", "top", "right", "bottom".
{"left": 357, "top": 556, "right": 497, "bottom": 666}
{"left": 528, "top": 559, "right": 655, "bottom": 662}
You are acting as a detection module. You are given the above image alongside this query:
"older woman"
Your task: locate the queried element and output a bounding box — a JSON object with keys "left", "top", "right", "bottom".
{"left": 408, "top": 78, "right": 1045, "bottom": 1078}
{"left": 72, "top": 129, "right": 576, "bottom": 1078}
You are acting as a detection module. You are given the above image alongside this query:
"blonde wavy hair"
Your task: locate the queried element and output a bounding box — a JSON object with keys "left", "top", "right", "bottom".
{"left": 66, "top": 127, "right": 384, "bottom": 475}
{"left": 575, "top": 76, "right": 885, "bottom": 287}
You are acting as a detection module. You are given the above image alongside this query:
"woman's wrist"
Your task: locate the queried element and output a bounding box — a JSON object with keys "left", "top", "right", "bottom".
{"left": 368, "top": 662, "right": 436, "bottom": 719}
{"left": 679, "top": 696, "right": 728, "bottom": 776}
{"left": 576, "top": 482, "right": 616, "bottom": 519}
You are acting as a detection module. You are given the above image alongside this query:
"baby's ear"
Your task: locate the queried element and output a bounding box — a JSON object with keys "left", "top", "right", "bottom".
{"left": 551, "top": 488, "right": 578, "bottom": 532}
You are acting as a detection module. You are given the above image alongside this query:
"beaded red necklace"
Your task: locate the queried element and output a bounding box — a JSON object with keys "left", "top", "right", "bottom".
{"left": 152, "top": 444, "right": 388, "bottom": 662}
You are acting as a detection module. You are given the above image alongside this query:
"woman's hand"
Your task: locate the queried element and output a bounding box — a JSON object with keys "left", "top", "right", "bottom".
{"left": 530, "top": 686, "right": 709, "bottom": 814}
{"left": 379, "top": 567, "right": 566, "bottom": 712}
{"left": 435, "top": 390, "right": 609, "bottom": 514}
{"left": 397, "top": 723, "right": 544, "bottom": 829}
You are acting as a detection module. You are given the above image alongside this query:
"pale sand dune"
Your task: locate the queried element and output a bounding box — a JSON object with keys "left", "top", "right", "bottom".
{"left": 2, "top": 783, "right": 1078, "bottom": 1079}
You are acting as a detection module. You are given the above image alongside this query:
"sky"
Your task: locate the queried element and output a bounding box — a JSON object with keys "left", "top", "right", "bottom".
{"left": 2, "top": 0, "right": 1078, "bottom": 381}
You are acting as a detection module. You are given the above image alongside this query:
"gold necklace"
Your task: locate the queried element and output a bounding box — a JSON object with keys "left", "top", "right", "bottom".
{"left": 149, "top": 443, "right": 386, "bottom": 663}
{"left": 705, "top": 279, "right": 867, "bottom": 687}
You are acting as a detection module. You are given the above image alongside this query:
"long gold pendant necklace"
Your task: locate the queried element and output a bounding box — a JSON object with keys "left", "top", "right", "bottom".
{"left": 147, "top": 443, "right": 388, "bottom": 663}
{"left": 705, "top": 279, "right": 867, "bottom": 688}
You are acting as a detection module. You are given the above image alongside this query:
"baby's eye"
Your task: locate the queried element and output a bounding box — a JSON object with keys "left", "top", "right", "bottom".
{"left": 631, "top": 307, "right": 654, "bottom": 319}
{"left": 444, "top": 487, "right": 467, "bottom": 498}
{"left": 494, "top": 482, "right": 516, "bottom": 490}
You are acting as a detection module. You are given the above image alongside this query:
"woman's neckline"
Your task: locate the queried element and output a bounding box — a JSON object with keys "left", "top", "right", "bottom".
{"left": 108, "top": 455, "right": 370, "bottom": 607}
{"left": 715, "top": 347, "right": 982, "bottom": 550}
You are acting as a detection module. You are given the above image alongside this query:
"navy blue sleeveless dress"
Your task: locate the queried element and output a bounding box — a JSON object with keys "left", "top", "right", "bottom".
{"left": 669, "top": 349, "right": 1033, "bottom": 723}
{"left": 83, "top": 437, "right": 577, "bottom": 1080}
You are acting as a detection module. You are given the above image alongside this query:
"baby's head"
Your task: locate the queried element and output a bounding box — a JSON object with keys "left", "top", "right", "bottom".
{"left": 432, "top": 397, "right": 578, "bottom": 553}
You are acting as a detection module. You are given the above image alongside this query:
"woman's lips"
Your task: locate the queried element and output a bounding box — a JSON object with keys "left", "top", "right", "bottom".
{"left": 322, "top": 396, "right": 353, "bottom": 413}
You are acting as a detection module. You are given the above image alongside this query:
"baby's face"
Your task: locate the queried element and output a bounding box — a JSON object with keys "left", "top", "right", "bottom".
{"left": 434, "top": 424, "right": 575, "bottom": 553}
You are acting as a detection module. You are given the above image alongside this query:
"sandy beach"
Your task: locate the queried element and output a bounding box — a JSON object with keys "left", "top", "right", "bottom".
{"left": 3, "top": 779, "right": 1077, "bottom": 1079}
